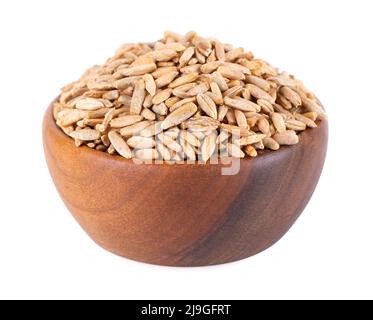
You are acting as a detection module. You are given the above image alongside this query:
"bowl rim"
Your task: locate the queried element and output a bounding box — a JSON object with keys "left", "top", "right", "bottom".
{"left": 45, "top": 98, "right": 326, "bottom": 167}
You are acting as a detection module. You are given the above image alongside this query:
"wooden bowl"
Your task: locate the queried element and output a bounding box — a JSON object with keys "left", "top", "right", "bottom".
{"left": 43, "top": 101, "right": 328, "bottom": 266}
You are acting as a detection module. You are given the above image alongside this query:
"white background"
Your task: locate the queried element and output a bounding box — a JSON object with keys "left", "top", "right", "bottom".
{"left": 0, "top": 0, "right": 372, "bottom": 300}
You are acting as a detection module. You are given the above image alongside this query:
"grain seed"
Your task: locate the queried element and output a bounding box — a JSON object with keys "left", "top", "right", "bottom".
{"left": 196, "top": 94, "right": 218, "bottom": 119}
{"left": 302, "top": 112, "right": 318, "bottom": 121}
{"left": 130, "top": 79, "right": 145, "bottom": 114}
{"left": 180, "top": 138, "right": 196, "bottom": 160}
{"left": 211, "top": 71, "right": 229, "bottom": 91}
{"left": 108, "top": 131, "right": 132, "bottom": 158}
{"left": 97, "top": 108, "right": 115, "bottom": 133}
{"left": 294, "top": 113, "right": 317, "bottom": 128}
{"left": 147, "top": 49, "right": 178, "bottom": 62}
{"left": 247, "top": 76, "right": 271, "bottom": 91}
{"left": 257, "top": 117, "right": 270, "bottom": 135}
{"left": 246, "top": 84, "right": 274, "bottom": 102}
{"left": 75, "top": 98, "right": 104, "bottom": 111}
{"left": 161, "top": 102, "right": 198, "bottom": 130}
{"left": 110, "top": 115, "right": 143, "bottom": 128}
{"left": 152, "top": 103, "right": 168, "bottom": 116}
{"left": 121, "top": 63, "right": 157, "bottom": 76}
{"left": 224, "top": 96, "right": 258, "bottom": 112}
{"left": 214, "top": 40, "right": 225, "bottom": 61}
{"left": 168, "top": 72, "right": 199, "bottom": 88}
{"left": 155, "top": 71, "right": 179, "bottom": 88}
{"left": 223, "top": 85, "right": 243, "bottom": 98}
{"left": 238, "top": 134, "right": 266, "bottom": 146}
{"left": 217, "top": 66, "right": 245, "bottom": 80}
{"left": 102, "top": 90, "right": 119, "bottom": 100}
{"left": 244, "top": 145, "right": 258, "bottom": 157}
{"left": 234, "top": 110, "right": 248, "bottom": 128}
{"left": 227, "top": 143, "right": 245, "bottom": 158}
{"left": 225, "top": 47, "right": 244, "bottom": 62}
{"left": 220, "top": 123, "right": 251, "bottom": 137}
{"left": 257, "top": 99, "right": 274, "bottom": 114}
{"left": 280, "top": 87, "right": 302, "bottom": 107}
{"left": 200, "top": 61, "right": 224, "bottom": 74}
{"left": 187, "top": 83, "right": 209, "bottom": 96}
{"left": 285, "top": 119, "right": 307, "bottom": 131}
{"left": 216, "top": 130, "right": 230, "bottom": 144}
{"left": 120, "top": 120, "right": 153, "bottom": 136}
{"left": 179, "top": 47, "right": 195, "bottom": 67}
{"left": 182, "top": 116, "right": 220, "bottom": 132}
{"left": 169, "top": 97, "right": 196, "bottom": 112}
{"left": 141, "top": 108, "right": 156, "bottom": 121}
{"left": 180, "top": 64, "right": 201, "bottom": 74}
{"left": 263, "top": 137, "right": 280, "bottom": 150}
{"left": 165, "top": 96, "right": 181, "bottom": 108}
{"left": 201, "top": 133, "right": 217, "bottom": 162}
{"left": 140, "top": 121, "right": 163, "bottom": 137}
{"left": 152, "top": 66, "right": 178, "bottom": 78}
{"left": 157, "top": 134, "right": 182, "bottom": 152}
{"left": 217, "top": 105, "right": 229, "bottom": 122}
{"left": 271, "top": 112, "right": 286, "bottom": 133}
{"left": 58, "top": 109, "right": 85, "bottom": 126}
{"left": 152, "top": 88, "right": 173, "bottom": 105}
{"left": 143, "top": 74, "right": 156, "bottom": 96}
{"left": 273, "top": 130, "right": 299, "bottom": 145}
{"left": 180, "top": 130, "right": 201, "bottom": 147}
{"left": 70, "top": 129, "right": 100, "bottom": 141}
{"left": 156, "top": 142, "right": 172, "bottom": 161}
{"left": 127, "top": 136, "right": 156, "bottom": 149}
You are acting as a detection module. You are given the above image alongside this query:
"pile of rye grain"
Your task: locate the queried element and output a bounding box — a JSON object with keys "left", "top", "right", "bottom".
{"left": 54, "top": 31, "right": 326, "bottom": 162}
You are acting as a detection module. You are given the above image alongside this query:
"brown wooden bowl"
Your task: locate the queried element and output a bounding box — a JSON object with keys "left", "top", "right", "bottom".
{"left": 43, "top": 101, "right": 328, "bottom": 267}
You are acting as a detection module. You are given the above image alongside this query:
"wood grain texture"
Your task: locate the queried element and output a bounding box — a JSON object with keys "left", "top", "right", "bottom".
{"left": 43, "top": 101, "right": 328, "bottom": 266}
